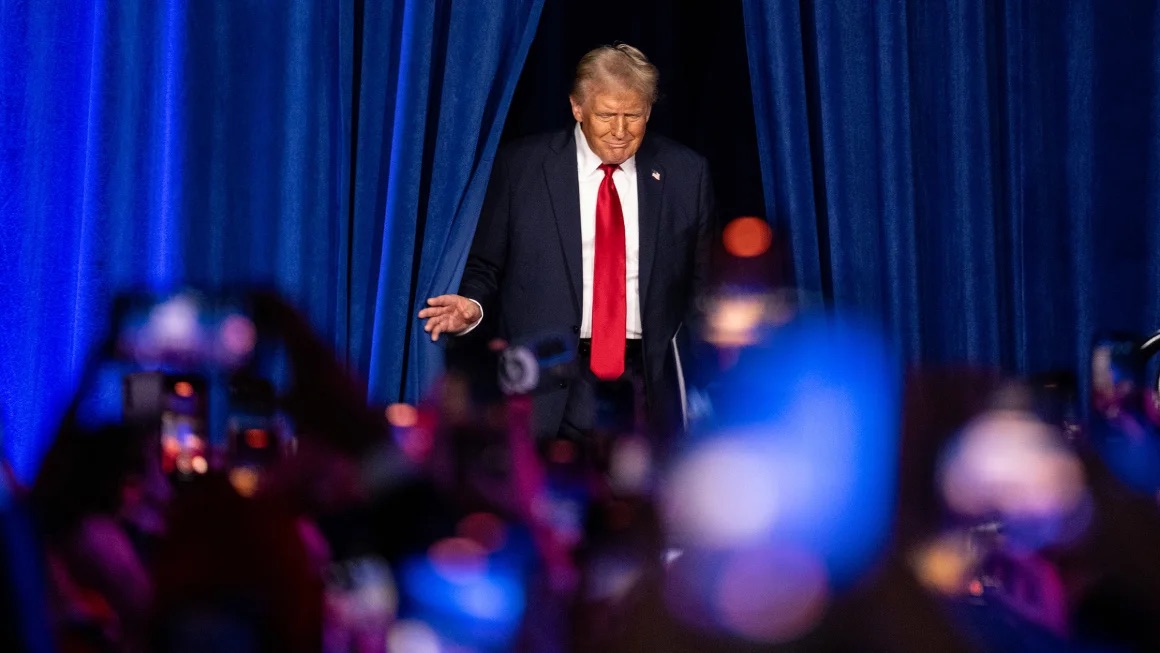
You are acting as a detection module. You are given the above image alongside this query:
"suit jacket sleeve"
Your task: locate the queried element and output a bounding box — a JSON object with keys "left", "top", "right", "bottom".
{"left": 458, "top": 153, "right": 511, "bottom": 318}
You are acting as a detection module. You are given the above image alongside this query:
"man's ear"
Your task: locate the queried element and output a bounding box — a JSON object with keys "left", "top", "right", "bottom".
{"left": 569, "top": 95, "right": 584, "bottom": 123}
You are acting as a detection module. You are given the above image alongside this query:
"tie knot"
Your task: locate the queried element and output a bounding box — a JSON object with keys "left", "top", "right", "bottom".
{"left": 599, "top": 163, "right": 619, "bottom": 177}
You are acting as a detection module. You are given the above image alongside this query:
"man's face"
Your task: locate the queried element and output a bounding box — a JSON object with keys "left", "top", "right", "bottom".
{"left": 570, "top": 83, "right": 651, "bottom": 165}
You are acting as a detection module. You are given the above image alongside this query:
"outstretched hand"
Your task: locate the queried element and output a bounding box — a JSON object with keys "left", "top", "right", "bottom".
{"left": 418, "top": 294, "right": 481, "bottom": 341}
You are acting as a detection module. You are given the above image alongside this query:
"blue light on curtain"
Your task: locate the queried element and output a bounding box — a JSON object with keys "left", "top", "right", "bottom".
{"left": 152, "top": 0, "right": 184, "bottom": 286}
{"left": 742, "top": 0, "right": 1160, "bottom": 386}
{"left": 1, "top": 0, "right": 350, "bottom": 481}
{"left": 1, "top": 0, "right": 192, "bottom": 480}
{"left": 2, "top": 0, "right": 541, "bottom": 480}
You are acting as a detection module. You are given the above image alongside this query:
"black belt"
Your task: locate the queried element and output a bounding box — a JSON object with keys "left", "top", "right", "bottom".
{"left": 577, "top": 338, "right": 643, "bottom": 360}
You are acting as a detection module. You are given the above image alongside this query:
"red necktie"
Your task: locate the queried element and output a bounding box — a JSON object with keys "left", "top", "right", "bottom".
{"left": 591, "top": 163, "right": 626, "bottom": 380}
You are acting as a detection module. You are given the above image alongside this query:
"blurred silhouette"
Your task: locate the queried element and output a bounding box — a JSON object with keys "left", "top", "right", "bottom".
{"left": 31, "top": 422, "right": 157, "bottom": 653}
{"left": 150, "top": 474, "right": 323, "bottom": 653}
{"left": 15, "top": 287, "right": 1160, "bottom": 653}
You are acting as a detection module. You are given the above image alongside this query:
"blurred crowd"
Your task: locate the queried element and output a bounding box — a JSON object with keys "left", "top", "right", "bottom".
{"left": 4, "top": 222, "right": 1160, "bottom": 652}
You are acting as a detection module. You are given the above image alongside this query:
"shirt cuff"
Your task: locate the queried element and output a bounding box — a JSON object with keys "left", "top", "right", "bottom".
{"left": 456, "top": 299, "right": 485, "bottom": 335}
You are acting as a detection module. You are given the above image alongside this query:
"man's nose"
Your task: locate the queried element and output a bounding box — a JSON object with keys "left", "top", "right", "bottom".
{"left": 611, "top": 117, "right": 627, "bottom": 138}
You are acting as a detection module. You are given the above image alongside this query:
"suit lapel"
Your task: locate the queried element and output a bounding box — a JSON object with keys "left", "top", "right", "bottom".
{"left": 544, "top": 131, "right": 583, "bottom": 314}
{"left": 636, "top": 137, "right": 664, "bottom": 314}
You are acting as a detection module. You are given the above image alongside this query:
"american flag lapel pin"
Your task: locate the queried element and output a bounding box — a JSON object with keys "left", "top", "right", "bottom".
{"left": 651, "top": 170, "right": 661, "bottom": 181}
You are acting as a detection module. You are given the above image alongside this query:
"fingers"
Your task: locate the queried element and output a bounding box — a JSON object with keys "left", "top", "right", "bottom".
{"left": 422, "top": 312, "right": 455, "bottom": 328}
{"left": 425, "top": 295, "right": 457, "bottom": 307}
{"left": 423, "top": 313, "right": 461, "bottom": 341}
{"left": 419, "top": 295, "right": 468, "bottom": 319}
{"left": 419, "top": 295, "right": 470, "bottom": 342}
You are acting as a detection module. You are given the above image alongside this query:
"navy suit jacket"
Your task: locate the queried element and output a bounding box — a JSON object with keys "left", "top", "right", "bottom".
{"left": 458, "top": 128, "right": 714, "bottom": 439}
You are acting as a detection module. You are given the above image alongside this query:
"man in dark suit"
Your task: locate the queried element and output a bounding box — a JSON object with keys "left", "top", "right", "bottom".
{"left": 419, "top": 44, "right": 713, "bottom": 445}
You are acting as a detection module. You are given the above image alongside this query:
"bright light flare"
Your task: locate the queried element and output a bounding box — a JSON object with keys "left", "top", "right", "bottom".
{"left": 218, "top": 314, "right": 257, "bottom": 361}
{"left": 190, "top": 455, "right": 208, "bottom": 475}
{"left": 386, "top": 403, "right": 419, "bottom": 428}
{"left": 687, "top": 314, "right": 898, "bottom": 585}
{"left": 665, "top": 545, "right": 829, "bottom": 644}
{"left": 230, "top": 467, "right": 259, "bottom": 497}
{"left": 387, "top": 620, "right": 441, "bottom": 653}
{"left": 714, "top": 546, "right": 829, "bottom": 642}
{"left": 911, "top": 532, "right": 975, "bottom": 596}
{"left": 940, "top": 411, "right": 1086, "bottom": 523}
{"left": 400, "top": 548, "right": 527, "bottom": 648}
{"left": 609, "top": 436, "right": 652, "bottom": 494}
{"left": 663, "top": 438, "right": 779, "bottom": 548}
{"left": 702, "top": 290, "right": 795, "bottom": 348}
{"left": 706, "top": 296, "right": 766, "bottom": 347}
{"left": 144, "top": 294, "right": 201, "bottom": 358}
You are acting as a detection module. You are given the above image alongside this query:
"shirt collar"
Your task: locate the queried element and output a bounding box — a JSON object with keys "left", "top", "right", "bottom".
{"left": 574, "top": 122, "right": 636, "bottom": 178}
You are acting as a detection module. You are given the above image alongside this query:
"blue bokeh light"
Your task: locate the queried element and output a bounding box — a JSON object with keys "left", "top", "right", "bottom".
{"left": 693, "top": 313, "right": 900, "bottom": 585}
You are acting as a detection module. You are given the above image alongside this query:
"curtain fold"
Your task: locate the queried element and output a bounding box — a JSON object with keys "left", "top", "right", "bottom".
{"left": 180, "top": 0, "right": 348, "bottom": 337}
{"left": 1, "top": 0, "right": 206, "bottom": 479}
{"left": 742, "top": 0, "right": 1160, "bottom": 385}
{"left": 404, "top": 0, "right": 545, "bottom": 403}
{"left": 351, "top": 0, "right": 544, "bottom": 405}
{"left": 741, "top": 1, "right": 823, "bottom": 297}
{"left": 0, "top": 0, "right": 542, "bottom": 479}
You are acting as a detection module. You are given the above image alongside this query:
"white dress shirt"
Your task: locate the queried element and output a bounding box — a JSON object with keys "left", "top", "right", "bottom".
{"left": 575, "top": 122, "right": 642, "bottom": 339}
{"left": 460, "top": 123, "right": 642, "bottom": 338}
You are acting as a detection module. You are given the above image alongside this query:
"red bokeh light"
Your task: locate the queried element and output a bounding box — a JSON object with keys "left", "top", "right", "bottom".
{"left": 386, "top": 403, "right": 419, "bottom": 428}
{"left": 244, "top": 428, "right": 269, "bottom": 450}
{"left": 722, "top": 217, "right": 772, "bottom": 258}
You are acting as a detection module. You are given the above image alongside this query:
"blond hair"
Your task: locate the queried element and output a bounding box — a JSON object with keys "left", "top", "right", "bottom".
{"left": 571, "top": 43, "right": 659, "bottom": 105}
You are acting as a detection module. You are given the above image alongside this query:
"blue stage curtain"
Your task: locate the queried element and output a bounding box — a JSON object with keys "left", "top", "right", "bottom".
{"left": 346, "top": 0, "right": 543, "bottom": 405}
{"left": 5, "top": 1, "right": 181, "bottom": 479}
{"left": 742, "top": 0, "right": 1160, "bottom": 386}
{"left": 0, "top": 0, "right": 541, "bottom": 480}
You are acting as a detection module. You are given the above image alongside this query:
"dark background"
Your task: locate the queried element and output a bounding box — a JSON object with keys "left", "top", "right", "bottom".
{"left": 502, "top": 0, "right": 766, "bottom": 225}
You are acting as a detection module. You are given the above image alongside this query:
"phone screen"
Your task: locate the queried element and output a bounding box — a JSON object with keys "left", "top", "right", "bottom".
{"left": 159, "top": 374, "right": 210, "bottom": 480}
{"left": 227, "top": 377, "right": 280, "bottom": 471}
